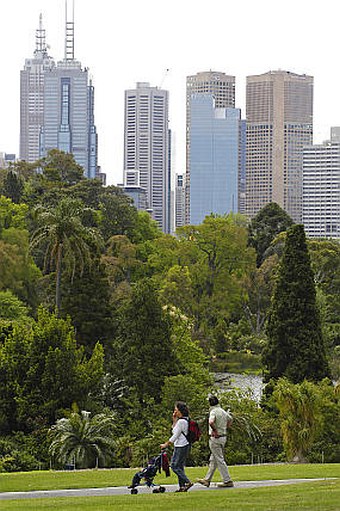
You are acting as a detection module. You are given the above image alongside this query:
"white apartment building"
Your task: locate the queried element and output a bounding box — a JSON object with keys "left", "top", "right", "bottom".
{"left": 123, "top": 82, "right": 170, "bottom": 233}
{"left": 303, "top": 128, "right": 340, "bottom": 238}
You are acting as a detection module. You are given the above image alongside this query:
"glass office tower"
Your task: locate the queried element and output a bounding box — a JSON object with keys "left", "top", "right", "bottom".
{"left": 20, "top": 15, "right": 55, "bottom": 162}
{"left": 39, "top": 3, "right": 98, "bottom": 178}
{"left": 189, "top": 94, "right": 243, "bottom": 225}
{"left": 186, "top": 71, "right": 236, "bottom": 224}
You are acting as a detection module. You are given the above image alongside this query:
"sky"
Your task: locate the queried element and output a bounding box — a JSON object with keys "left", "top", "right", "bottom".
{"left": 0, "top": 0, "right": 339, "bottom": 185}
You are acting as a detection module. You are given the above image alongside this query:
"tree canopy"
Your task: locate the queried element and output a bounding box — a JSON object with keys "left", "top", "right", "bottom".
{"left": 248, "top": 202, "right": 294, "bottom": 266}
{"left": 30, "top": 198, "right": 102, "bottom": 313}
{"left": 264, "top": 224, "right": 330, "bottom": 385}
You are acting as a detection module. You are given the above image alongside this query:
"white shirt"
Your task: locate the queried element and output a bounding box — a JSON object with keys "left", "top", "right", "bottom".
{"left": 209, "top": 405, "right": 232, "bottom": 436}
{"left": 169, "top": 418, "right": 189, "bottom": 447}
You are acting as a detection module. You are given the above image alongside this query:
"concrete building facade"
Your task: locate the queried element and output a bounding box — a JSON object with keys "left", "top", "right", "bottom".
{"left": 123, "top": 82, "right": 170, "bottom": 233}
{"left": 303, "top": 128, "right": 340, "bottom": 238}
{"left": 245, "top": 70, "right": 313, "bottom": 222}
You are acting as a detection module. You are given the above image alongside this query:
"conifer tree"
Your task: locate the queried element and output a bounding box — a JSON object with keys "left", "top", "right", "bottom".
{"left": 264, "top": 224, "right": 330, "bottom": 384}
{"left": 248, "top": 202, "right": 293, "bottom": 266}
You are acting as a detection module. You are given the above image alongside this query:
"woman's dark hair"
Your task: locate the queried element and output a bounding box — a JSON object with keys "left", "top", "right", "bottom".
{"left": 209, "top": 396, "right": 219, "bottom": 406}
{"left": 175, "top": 401, "right": 189, "bottom": 417}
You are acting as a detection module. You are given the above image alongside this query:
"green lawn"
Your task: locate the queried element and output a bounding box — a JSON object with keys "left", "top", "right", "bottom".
{"left": 1, "top": 463, "right": 339, "bottom": 492}
{"left": 0, "top": 480, "right": 339, "bottom": 511}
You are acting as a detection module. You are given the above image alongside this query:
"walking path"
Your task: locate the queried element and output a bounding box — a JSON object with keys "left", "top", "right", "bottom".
{"left": 0, "top": 478, "right": 331, "bottom": 500}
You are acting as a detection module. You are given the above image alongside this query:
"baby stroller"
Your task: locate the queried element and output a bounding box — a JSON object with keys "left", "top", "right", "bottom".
{"left": 128, "top": 450, "right": 170, "bottom": 494}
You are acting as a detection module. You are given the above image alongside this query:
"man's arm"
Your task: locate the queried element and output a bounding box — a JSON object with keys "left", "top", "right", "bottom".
{"left": 209, "top": 413, "right": 218, "bottom": 437}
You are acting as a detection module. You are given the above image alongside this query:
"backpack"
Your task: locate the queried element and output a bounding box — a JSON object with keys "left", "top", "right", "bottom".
{"left": 184, "top": 417, "right": 201, "bottom": 444}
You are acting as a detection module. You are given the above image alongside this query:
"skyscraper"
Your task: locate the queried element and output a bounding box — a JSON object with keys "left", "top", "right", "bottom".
{"left": 245, "top": 70, "right": 313, "bottom": 222}
{"left": 123, "top": 82, "right": 170, "bottom": 233}
{"left": 175, "top": 173, "right": 186, "bottom": 229}
{"left": 302, "top": 128, "right": 340, "bottom": 239}
{"left": 20, "top": 15, "right": 55, "bottom": 163}
{"left": 39, "top": 1, "right": 98, "bottom": 178}
{"left": 189, "top": 94, "right": 243, "bottom": 225}
{"left": 185, "top": 71, "right": 236, "bottom": 223}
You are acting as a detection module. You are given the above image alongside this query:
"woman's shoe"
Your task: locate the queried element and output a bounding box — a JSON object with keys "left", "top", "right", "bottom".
{"left": 183, "top": 482, "right": 194, "bottom": 492}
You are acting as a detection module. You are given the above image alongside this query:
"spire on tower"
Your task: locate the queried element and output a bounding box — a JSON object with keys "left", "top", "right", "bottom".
{"left": 65, "top": 0, "right": 75, "bottom": 61}
{"left": 35, "top": 13, "right": 47, "bottom": 56}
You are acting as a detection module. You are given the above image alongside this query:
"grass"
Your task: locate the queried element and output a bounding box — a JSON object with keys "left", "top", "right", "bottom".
{"left": 0, "top": 463, "right": 339, "bottom": 492}
{"left": 0, "top": 480, "right": 339, "bottom": 510}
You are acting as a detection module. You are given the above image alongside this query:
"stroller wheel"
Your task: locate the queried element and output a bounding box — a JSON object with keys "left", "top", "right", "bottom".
{"left": 159, "top": 486, "right": 166, "bottom": 493}
{"left": 131, "top": 488, "right": 138, "bottom": 494}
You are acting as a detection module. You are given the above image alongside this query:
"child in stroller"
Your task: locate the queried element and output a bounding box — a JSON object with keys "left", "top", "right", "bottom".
{"left": 128, "top": 450, "right": 170, "bottom": 494}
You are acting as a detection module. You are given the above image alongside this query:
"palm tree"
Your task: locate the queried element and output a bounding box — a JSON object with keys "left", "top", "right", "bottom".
{"left": 30, "top": 198, "right": 101, "bottom": 313}
{"left": 49, "top": 410, "right": 116, "bottom": 468}
{"left": 273, "top": 378, "right": 323, "bottom": 462}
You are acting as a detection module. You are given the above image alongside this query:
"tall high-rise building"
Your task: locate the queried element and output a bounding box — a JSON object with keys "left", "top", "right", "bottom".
{"left": 175, "top": 173, "right": 186, "bottom": 229}
{"left": 245, "top": 70, "right": 313, "bottom": 222}
{"left": 20, "top": 15, "right": 55, "bottom": 162}
{"left": 123, "top": 82, "right": 170, "bottom": 233}
{"left": 189, "top": 94, "right": 243, "bottom": 225}
{"left": 39, "top": 1, "right": 98, "bottom": 178}
{"left": 302, "top": 127, "right": 340, "bottom": 239}
{"left": 185, "top": 71, "right": 236, "bottom": 223}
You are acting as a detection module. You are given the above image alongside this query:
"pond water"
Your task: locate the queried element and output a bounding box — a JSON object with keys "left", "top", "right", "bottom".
{"left": 214, "top": 372, "right": 264, "bottom": 402}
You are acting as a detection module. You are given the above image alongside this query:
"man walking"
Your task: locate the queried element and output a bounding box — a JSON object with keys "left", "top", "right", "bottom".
{"left": 197, "top": 396, "right": 234, "bottom": 488}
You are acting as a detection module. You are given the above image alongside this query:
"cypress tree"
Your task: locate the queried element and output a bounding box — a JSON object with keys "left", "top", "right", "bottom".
{"left": 264, "top": 224, "right": 330, "bottom": 384}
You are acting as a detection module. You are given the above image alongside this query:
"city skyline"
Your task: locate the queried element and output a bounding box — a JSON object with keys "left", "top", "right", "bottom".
{"left": 1, "top": 0, "right": 340, "bottom": 185}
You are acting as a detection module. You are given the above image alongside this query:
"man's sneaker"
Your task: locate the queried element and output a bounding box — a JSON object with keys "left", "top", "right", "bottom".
{"left": 183, "top": 482, "right": 194, "bottom": 492}
{"left": 217, "top": 480, "right": 234, "bottom": 488}
{"left": 196, "top": 478, "right": 210, "bottom": 487}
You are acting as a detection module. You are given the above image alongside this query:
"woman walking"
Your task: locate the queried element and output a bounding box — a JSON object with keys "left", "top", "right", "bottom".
{"left": 160, "top": 401, "right": 193, "bottom": 492}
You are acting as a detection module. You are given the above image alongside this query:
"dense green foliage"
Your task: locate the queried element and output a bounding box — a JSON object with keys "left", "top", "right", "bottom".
{"left": 0, "top": 152, "right": 339, "bottom": 472}
{"left": 264, "top": 224, "right": 330, "bottom": 384}
{"left": 248, "top": 202, "right": 294, "bottom": 266}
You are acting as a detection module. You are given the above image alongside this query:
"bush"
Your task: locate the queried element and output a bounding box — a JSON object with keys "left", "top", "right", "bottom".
{"left": 0, "top": 431, "right": 49, "bottom": 472}
{"left": 0, "top": 450, "right": 40, "bottom": 472}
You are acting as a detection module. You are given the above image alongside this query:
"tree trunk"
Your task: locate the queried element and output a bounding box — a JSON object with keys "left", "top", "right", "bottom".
{"left": 291, "top": 451, "right": 308, "bottom": 463}
{"left": 55, "top": 244, "right": 63, "bottom": 315}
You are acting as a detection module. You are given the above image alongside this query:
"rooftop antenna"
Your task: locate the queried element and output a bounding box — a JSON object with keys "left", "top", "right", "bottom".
{"left": 159, "top": 68, "right": 170, "bottom": 88}
{"left": 35, "top": 13, "right": 47, "bottom": 56}
{"left": 65, "top": 0, "right": 75, "bottom": 61}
